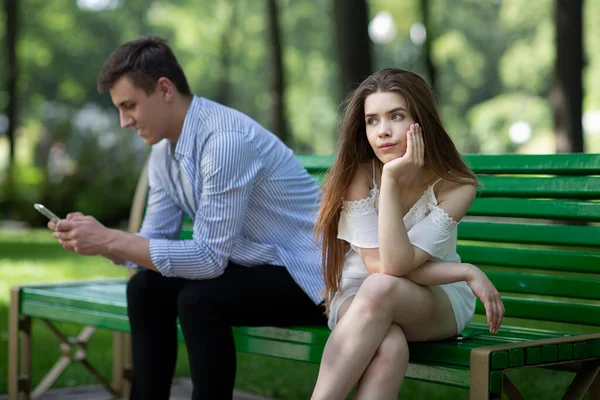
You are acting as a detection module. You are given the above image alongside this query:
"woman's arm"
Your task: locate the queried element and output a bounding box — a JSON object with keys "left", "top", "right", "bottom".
{"left": 357, "top": 249, "right": 504, "bottom": 333}
{"left": 376, "top": 179, "right": 476, "bottom": 276}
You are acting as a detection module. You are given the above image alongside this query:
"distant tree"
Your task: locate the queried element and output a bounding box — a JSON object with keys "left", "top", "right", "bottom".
{"left": 5, "top": 0, "right": 18, "bottom": 178}
{"left": 266, "top": 0, "right": 289, "bottom": 143}
{"left": 550, "top": 0, "right": 584, "bottom": 153}
{"left": 214, "top": 0, "right": 238, "bottom": 106}
{"left": 332, "top": 0, "right": 373, "bottom": 99}
{"left": 420, "top": 0, "right": 436, "bottom": 94}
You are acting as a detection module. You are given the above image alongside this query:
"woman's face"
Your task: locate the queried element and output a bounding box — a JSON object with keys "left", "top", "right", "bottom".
{"left": 364, "top": 91, "right": 415, "bottom": 164}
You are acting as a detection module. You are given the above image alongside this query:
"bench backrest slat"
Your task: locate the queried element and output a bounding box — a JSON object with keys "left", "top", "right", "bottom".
{"left": 476, "top": 176, "right": 600, "bottom": 199}
{"left": 482, "top": 297, "right": 600, "bottom": 326}
{"left": 458, "top": 221, "right": 600, "bottom": 247}
{"left": 465, "top": 153, "right": 600, "bottom": 174}
{"left": 466, "top": 198, "right": 600, "bottom": 221}
{"left": 485, "top": 272, "right": 600, "bottom": 301}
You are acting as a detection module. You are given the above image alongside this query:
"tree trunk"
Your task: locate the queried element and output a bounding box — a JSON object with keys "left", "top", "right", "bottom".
{"left": 332, "top": 0, "right": 373, "bottom": 99}
{"left": 266, "top": 0, "right": 289, "bottom": 143}
{"left": 420, "top": 0, "right": 436, "bottom": 94}
{"left": 550, "top": 0, "right": 584, "bottom": 153}
{"left": 214, "top": 0, "right": 238, "bottom": 106}
{"left": 5, "top": 0, "right": 18, "bottom": 175}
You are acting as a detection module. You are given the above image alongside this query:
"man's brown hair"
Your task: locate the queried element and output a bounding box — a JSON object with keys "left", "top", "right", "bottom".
{"left": 97, "top": 36, "right": 191, "bottom": 95}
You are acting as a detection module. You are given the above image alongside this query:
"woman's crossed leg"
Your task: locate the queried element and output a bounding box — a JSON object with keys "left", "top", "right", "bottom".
{"left": 311, "top": 273, "right": 458, "bottom": 400}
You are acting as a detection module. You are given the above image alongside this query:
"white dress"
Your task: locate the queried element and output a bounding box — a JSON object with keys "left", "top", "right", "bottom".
{"left": 327, "top": 168, "right": 476, "bottom": 333}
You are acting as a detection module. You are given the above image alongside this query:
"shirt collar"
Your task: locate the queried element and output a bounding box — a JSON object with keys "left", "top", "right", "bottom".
{"left": 170, "top": 95, "right": 202, "bottom": 160}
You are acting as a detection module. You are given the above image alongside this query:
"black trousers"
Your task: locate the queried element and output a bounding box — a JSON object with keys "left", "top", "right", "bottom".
{"left": 126, "top": 263, "right": 327, "bottom": 400}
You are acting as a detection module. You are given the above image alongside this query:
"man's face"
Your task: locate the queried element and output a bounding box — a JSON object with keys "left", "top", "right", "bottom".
{"left": 109, "top": 76, "right": 170, "bottom": 146}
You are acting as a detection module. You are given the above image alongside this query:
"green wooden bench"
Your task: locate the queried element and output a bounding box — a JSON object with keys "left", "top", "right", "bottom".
{"left": 8, "top": 153, "right": 600, "bottom": 400}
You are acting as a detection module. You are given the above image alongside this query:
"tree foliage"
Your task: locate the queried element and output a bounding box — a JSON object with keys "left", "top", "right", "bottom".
{"left": 1, "top": 0, "right": 599, "bottom": 224}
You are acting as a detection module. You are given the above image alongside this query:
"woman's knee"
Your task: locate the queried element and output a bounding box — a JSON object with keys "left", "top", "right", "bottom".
{"left": 355, "top": 273, "right": 411, "bottom": 314}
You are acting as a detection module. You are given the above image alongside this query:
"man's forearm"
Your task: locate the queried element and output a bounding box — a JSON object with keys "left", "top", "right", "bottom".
{"left": 104, "top": 229, "right": 158, "bottom": 272}
{"left": 405, "top": 262, "right": 474, "bottom": 286}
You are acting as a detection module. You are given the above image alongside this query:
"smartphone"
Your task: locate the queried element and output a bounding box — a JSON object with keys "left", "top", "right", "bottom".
{"left": 34, "top": 203, "right": 61, "bottom": 222}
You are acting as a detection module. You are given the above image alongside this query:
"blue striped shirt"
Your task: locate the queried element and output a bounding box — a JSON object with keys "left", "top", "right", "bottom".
{"left": 135, "top": 95, "right": 324, "bottom": 304}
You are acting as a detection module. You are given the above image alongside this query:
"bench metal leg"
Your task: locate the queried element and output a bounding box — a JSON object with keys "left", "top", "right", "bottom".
{"left": 40, "top": 322, "right": 118, "bottom": 399}
{"left": 123, "top": 332, "right": 133, "bottom": 399}
{"left": 590, "top": 371, "right": 600, "bottom": 400}
{"left": 470, "top": 347, "right": 492, "bottom": 400}
{"left": 562, "top": 360, "right": 600, "bottom": 400}
{"left": 20, "top": 315, "right": 32, "bottom": 400}
{"left": 9, "top": 287, "right": 31, "bottom": 400}
{"left": 112, "top": 332, "right": 125, "bottom": 396}
{"left": 503, "top": 374, "right": 526, "bottom": 400}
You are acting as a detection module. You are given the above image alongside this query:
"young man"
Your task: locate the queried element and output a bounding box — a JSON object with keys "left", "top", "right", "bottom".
{"left": 50, "top": 36, "right": 326, "bottom": 400}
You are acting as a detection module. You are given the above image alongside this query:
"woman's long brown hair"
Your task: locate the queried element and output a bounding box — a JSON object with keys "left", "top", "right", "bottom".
{"left": 315, "top": 68, "right": 478, "bottom": 312}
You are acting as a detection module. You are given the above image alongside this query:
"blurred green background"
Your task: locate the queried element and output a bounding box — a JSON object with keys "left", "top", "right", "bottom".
{"left": 1, "top": 0, "right": 599, "bottom": 227}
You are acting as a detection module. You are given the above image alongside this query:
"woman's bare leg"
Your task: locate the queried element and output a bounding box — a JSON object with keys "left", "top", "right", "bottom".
{"left": 310, "top": 273, "right": 457, "bottom": 400}
{"left": 354, "top": 323, "right": 408, "bottom": 400}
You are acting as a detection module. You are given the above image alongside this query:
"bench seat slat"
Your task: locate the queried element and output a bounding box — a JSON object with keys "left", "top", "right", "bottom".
{"left": 458, "top": 221, "right": 600, "bottom": 247}
{"left": 477, "top": 176, "right": 600, "bottom": 199}
{"left": 458, "top": 245, "right": 600, "bottom": 273}
{"left": 467, "top": 198, "right": 600, "bottom": 220}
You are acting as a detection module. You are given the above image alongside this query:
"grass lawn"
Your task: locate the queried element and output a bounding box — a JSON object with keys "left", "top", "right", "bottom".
{"left": 0, "top": 229, "right": 585, "bottom": 399}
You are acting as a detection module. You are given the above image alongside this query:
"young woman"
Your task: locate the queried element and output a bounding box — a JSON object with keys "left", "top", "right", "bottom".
{"left": 312, "top": 68, "right": 504, "bottom": 400}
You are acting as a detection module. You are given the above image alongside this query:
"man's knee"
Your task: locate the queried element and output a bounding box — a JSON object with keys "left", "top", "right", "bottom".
{"left": 126, "top": 269, "right": 170, "bottom": 306}
{"left": 177, "top": 281, "right": 223, "bottom": 321}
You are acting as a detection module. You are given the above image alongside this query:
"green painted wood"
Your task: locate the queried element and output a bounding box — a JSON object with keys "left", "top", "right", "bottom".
{"left": 489, "top": 371, "right": 503, "bottom": 393}
{"left": 591, "top": 339, "right": 600, "bottom": 357}
{"left": 466, "top": 198, "right": 600, "bottom": 221}
{"left": 526, "top": 347, "right": 542, "bottom": 365}
{"left": 559, "top": 344, "right": 573, "bottom": 361}
{"left": 404, "top": 362, "right": 471, "bottom": 389}
{"left": 20, "top": 301, "right": 131, "bottom": 333}
{"left": 475, "top": 297, "right": 600, "bottom": 326}
{"left": 21, "top": 285, "right": 128, "bottom": 315}
{"left": 458, "top": 222, "right": 600, "bottom": 247}
{"left": 542, "top": 345, "right": 558, "bottom": 363}
{"left": 233, "top": 334, "right": 325, "bottom": 363}
{"left": 459, "top": 245, "right": 600, "bottom": 274}
{"left": 484, "top": 272, "right": 600, "bottom": 300}
{"left": 491, "top": 351, "right": 508, "bottom": 369}
{"left": 476, "top": 176, "right": 600, "bottom": 199}
{"left": 234, "top": 326, "right": 329, "bottom": 346}
{"left": 297, "top": 153, "right": 600, "bottom": 175}
{"left": 574, "top": 342, "right": 589, "bottom": 359}
{"left": 295, "top": 154, "right": 335, "bottom": 174}
{"left": 463, "top": 153, "right": 600, "bottom": 174}
{"left": 509, "top": 349, "right": 525, "bottom": 367}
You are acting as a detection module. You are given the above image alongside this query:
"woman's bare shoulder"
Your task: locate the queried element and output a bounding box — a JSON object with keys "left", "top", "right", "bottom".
{"left": 436, "top": 178, "right": 476, "bottom": 202}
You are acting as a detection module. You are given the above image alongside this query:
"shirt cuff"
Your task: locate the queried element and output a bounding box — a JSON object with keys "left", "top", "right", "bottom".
{"left": 149, "top": 238, "right": 175, "bottom": 276}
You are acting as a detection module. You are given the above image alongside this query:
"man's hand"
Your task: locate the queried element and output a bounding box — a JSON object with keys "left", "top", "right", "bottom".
{"left": 465, "top": 264, "right": 504, "bottom": 334}
{"left": 52, "top": 214, "right": 113, "bottom": 256}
